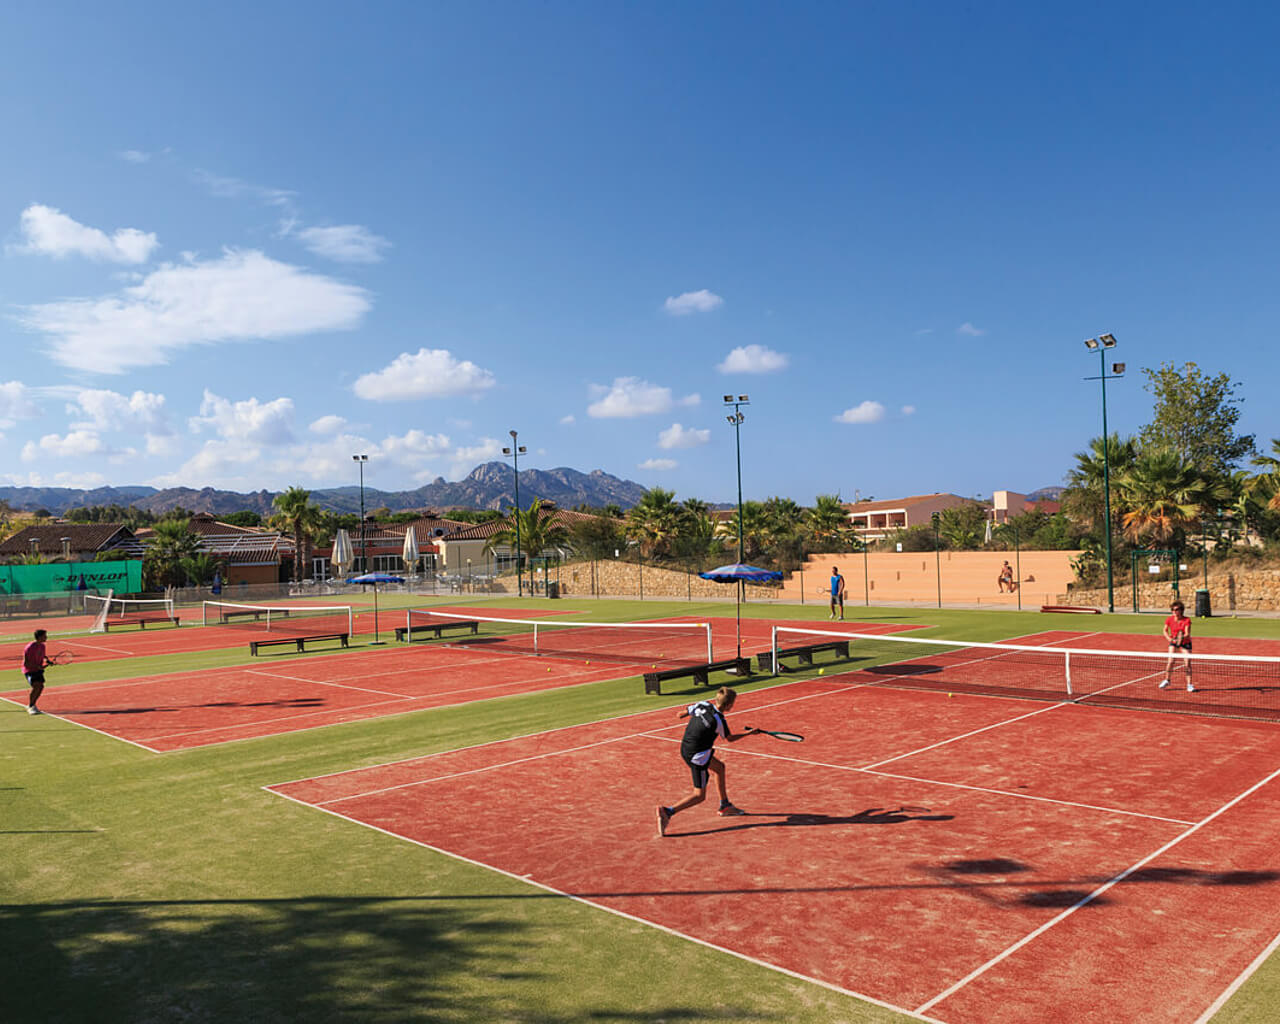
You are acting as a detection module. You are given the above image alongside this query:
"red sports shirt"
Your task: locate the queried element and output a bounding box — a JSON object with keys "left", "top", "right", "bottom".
{"left": 1165, "top": 613, "right": 1191, "bottom": 643}
{"left": 22, "top": 640, "right": 46, "bottom": 674}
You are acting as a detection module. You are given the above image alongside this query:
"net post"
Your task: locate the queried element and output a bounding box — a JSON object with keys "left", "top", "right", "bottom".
{"left": 1064, "top": 650, "right": 1073, "bottom": 696}
{"left": 705, "top": 623, "right": 713, "bottom": 664}
{"left": 771, "top": 626, "right": 779, "bottom": 676}
{"left": 533, "top": 623, "right": 540, "bottom": 656}
{"left": 348, "top": 607, "right": 354, "bottom": 636}
{"left": 202, "top": 601, "right": 210, "bottom": 627}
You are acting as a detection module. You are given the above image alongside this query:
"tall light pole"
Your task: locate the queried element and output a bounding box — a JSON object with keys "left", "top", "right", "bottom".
{"left": 1083, "top": 334, "right": 1125, "bottom": 613}
{"left": 352, "top": 454, "right": 368, "bottom": 575}
{"left": 502, "top": 431, "right": 526, "bottom": 596}
{"left": 724, "top": 395, "right": 749, "bottom": 562}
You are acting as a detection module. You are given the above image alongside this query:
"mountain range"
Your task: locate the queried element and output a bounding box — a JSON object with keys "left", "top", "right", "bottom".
{"left": 0, "top": 463, "right": 651, "bottom": 517}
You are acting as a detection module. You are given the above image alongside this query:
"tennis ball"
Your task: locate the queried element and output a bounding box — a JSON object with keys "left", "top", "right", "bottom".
{"left": 948, "top": 693, "right": 954, "bottom": 698}
{"left": 818, "top": 668, "right": 824, "bottom": 675}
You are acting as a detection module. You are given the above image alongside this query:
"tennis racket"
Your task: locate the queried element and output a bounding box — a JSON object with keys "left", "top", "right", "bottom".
{"left": 748, "top": 727, "right": 804, "bottom": 742}
{"left": 48, "top": 651, "right": 75, "bottom": 665}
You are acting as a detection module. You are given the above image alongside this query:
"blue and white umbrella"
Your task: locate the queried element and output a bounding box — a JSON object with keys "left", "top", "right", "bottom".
{"left": 699, "top": 563, "right": 783, "bottom": 658}
{"left": 345, "top": 572, "right": 405, "bottom": 644}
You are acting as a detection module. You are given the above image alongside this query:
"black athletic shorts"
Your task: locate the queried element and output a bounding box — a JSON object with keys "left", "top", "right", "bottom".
{"left": 25, "top": 670, "right": 45, "bottom": 686}
{"left": 683, "top": 748, "right": 714, "bottom": 788}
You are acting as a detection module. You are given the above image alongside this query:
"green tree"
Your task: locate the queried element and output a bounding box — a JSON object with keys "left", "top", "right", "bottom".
{"left": 179, "top": 552, "right": 224, "bottom": 586}
{"left": 1115, "top": 450, "right": 1206, "bottom": 545}
{"left": 1137, "top": 362, "right": 1255, "bottom": 477}
{"left": 1061, "top": 434, "right": 1139, "bottom": 532}
{"left": 566, "top": 510, "right": 627, "bottom": 561}
{"left": 221, "top": 510, "right": 263, "bottom": 528}
{"left": 625, "top": 489, "right": 684, "bottom": 560}
{"left": 270, "top": 486, "right": 325, "bottom": 583}
{"left": 145, "top": 518, "right": 200, "bottom": 588}
{"left": 937, "top": 502, "right": 987, "bottom": 550}
{"left": 484, "top": 500, "right": 570, "bottom": 568}
{"left": 805, "top": 494, "right": 848, "bottom": 540}
{"left": 672, "top": 500, "right": 724, "bottom": 569}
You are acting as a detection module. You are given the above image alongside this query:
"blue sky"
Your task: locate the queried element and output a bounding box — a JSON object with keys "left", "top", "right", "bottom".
{"left": 2, "top": 2, "right": 1278, "bottom": 505}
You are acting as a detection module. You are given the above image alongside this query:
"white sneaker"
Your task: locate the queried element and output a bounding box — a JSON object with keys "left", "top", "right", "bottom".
{"left": 1158, "top": 679, "right": 1170, "bottom": 690}
{"left": 1187, "top": 682, "right": 1197, "bottom": 693}
{"left": 27, "top": 706, "right": 42, "bottom": 715}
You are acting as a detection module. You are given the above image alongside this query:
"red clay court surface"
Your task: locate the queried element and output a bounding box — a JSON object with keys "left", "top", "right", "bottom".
{"left": 0, "top": 617, "right": 918, "bottom": 751}
{"left": 268, "top": 670, "right": 1280, "bottom": 1024}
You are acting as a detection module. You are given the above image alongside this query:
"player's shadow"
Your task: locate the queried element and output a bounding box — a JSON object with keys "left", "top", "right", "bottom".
{"left": 680, "top": 806, "right": 953, "bottom": 836}
{"left": 73, "top": 698, "right": 327, "bottom": 715}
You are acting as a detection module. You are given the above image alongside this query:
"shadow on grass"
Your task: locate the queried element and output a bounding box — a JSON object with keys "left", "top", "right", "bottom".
{"left": 0, "top": 896, "right": 777, "bottom": 1024}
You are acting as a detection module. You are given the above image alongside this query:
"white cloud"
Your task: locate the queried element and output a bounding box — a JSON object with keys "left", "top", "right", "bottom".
{"left": 21, "top": 249, "right": 370, "bottom": 374}
{"left": 21, "top": 430, "right": 108, "bottom": 461}
{"left": 16, "top": 204, "right": 158, "bottom": 264}
{"left": 448, "top": 438, "right": 504, "bottom": 476}
{"left": 663, "top": 289, "right": 724, "bottom": 316}
{"left": 658, "top": 422, "right": 711, "bottom": 449}
{"left": 68, "top": 388, "right": 170, "bottom": 434}
{"left": 559, "top": 414, "right": 576, "bottom": 425}
{"left": 190, "top": 390, "right": 296, "bottom": 446}
{"left": 716, "top": 344, "right": 789, "bottom": 374}
{"left": 353, "top": 348, "right": 497, "bottom": 401}
{"left": 834, "top": 400, "right": 886, "bottom": 424}
{"left": 0, "top": 381, "right": 40, "bottom": 427}
{"left": 901, "top": 405, "right": 916, "bottom": 416}
{"left": 309, "top": 414, "right": 347, "bottom": 435}
{"left": 639, "top": 458, "right": 677, "bottom": 470}
{"left": 1, "top": 470, "right": 109, "bottom": 488}
{"left": 587, "top": 377, "right": 699, "bottom": 418}
{"left": 194, "top": 170, "right": 297, "bottom": 209}
{"left": 297, "top": 224, "right": 391, "bottom": 264}
{"left": 957, "top": 322, "right": 985, "bottom": 336}
{"left": 377, "top": 429, "right": 452, "bottom": 460}
{"left": 118, "top": 149, "right": 151, "bottom": 163}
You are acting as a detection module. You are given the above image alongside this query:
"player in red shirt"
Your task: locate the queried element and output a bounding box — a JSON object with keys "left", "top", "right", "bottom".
{"left": 1158, "top": 600, "right": 1195, "bottom": 693}
{"left": 22, "top": 629, "right": 50, "bottom": 715}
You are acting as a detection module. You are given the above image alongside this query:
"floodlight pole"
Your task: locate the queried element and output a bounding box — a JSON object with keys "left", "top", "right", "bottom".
{"left": 503, "top": 431, "right": 527, "bottom": 597}
{"left": 352, "top": 455, "right": 368, "bottom": 575}
{"left": 1083, "top": 335, "right": 1124, "bottom": 613}
{"left": 723, "top": 395, "right": 750, "bottom": 562}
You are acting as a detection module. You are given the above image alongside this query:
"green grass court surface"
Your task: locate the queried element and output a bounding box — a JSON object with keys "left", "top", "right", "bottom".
{"left": 4, "top": 598, "right": 1280, "bottom": 1023}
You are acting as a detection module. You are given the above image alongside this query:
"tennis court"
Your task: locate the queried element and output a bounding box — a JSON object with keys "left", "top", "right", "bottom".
{"left": 267, "top": 659, "right": 1280, "bottom": 1023}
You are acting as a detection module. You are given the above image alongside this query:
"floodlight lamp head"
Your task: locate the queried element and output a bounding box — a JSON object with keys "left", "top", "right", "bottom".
{"left": 352, "top": 453, "right": 367, "bottom": 462}
{"left": 1099, "top": 333, "right": 1117, "bottom": 348}
{"left": 502, "top": 447, "right": 512, "bottom": 455}
{"left": 1113, "top": 362, "right": 1126, "bottom": 374}
{"left": 1084, "top": 338, "right": 1099, "bottom": 350}
{"left": 723, "top": 395, "right": 734, "bottom": 404}
{"left": 518, "top": 446, "right": 527, "bottom": 454}
{"left": 738, "top": 394, "right": 749, "bottom": 402}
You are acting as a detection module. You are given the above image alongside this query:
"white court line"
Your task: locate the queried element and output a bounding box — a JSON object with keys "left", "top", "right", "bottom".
{"left": 914, "top": 762, "right": 1280, "bottom": 1015}
{"left": 860, "top": 701, "right": 1069, "bottom": 771}
{"left": 263, "top": 785, "right": 947, "bottom": 1024}
{"left": 1195, "top": 926, "right": 1280, "bottom": 1023}
{"left": 0, "top": 694, "right": 162, "bottom": 753}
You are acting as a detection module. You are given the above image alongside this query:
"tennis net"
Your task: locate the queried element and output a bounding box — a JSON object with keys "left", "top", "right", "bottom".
{"left": 87, "top": 593, "right": 176, "bottom": 632}
{"left": 405, "top": 609, "right": 713, "bottom": 666}
{"left": 771, "top": 626, "right": 1280, "bottom": 722}
{"left": 203, "top": 601, "right": 354, "bottom": 636}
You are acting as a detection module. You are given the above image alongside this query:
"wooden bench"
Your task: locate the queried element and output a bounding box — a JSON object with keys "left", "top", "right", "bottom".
{"left": 644, "top": 657, "right": 752, "bottom": 695}
{"left": 103, "top": 616, "right": 181, "bottom": 631}
{"left": 757, "top": 638, "right": 851, "bottom": 674}
{"left": 394, "top": 620, "right": 480, "bottom": 642}
{"left": 249, "top": 633, "right": 349, "bottom": 656}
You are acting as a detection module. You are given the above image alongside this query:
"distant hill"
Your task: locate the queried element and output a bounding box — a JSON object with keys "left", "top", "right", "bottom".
{"left": 0, "top": 463, "right": 649, "bottom": 517}
{"left": 1027, "top": 486, "right": 1065, "bottom": 501}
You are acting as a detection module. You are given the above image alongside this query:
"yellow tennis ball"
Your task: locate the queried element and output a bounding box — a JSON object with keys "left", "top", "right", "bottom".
{"left": 818, "top": 668, "right": 824, "bottom": 675}
{"left": 948, "top": 693, "right": 954, "bottom": 698}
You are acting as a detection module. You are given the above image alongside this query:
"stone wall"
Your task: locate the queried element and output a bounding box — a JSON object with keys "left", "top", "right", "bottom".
{"left": 1061, "top": 567, "right": 1280, "bottom": 613}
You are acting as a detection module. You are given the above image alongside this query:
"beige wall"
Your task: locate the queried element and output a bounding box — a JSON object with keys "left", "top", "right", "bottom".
{"left": 781, "top": 550, "right": 1082, "bottom": 608}
{"left": 1064, "top": 567, "right": 1280, "bottom": 613}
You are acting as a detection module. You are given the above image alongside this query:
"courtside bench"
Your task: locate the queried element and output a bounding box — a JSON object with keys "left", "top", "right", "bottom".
{"left": 757, "top": 638, "right": 850, "bottom": 673}
{"left": 644, "top": 656, "right": 752, "bottom": 695}
{"left": 102, "top": 616, "right": 181, "bottom": 631}
{"left": 394, "top": 620, "right": 480, "bottom": 642}
{"left": 249, "top": 633, "right": 349, "bottom": 656}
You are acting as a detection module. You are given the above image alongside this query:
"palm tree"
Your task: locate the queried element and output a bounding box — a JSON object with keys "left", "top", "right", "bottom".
{"left": 179, "top": 552, "right": 224, "bottom": 587}
{"left": 485, "top": 500, "right": 570, "bottom": 570}
{"left": 626, "top": 489, "right": 684, "bottom": 560}
{"left": 1062, "top": 433, "right": 1139, "bottom": 530}
{"left": 1115, "top": 450, "right": 1204, "bottom": 545}
{"left": 270, "top": 486, "right": 324, "bottom": 582}
{"left": 673, "top": 500, "right": 724, "bottom": 569}
{"left": 806, "top": 494, "right": 849, "bottom": 541}
{"left": 145, "top": 517, "right": 200, "bottom": 589}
